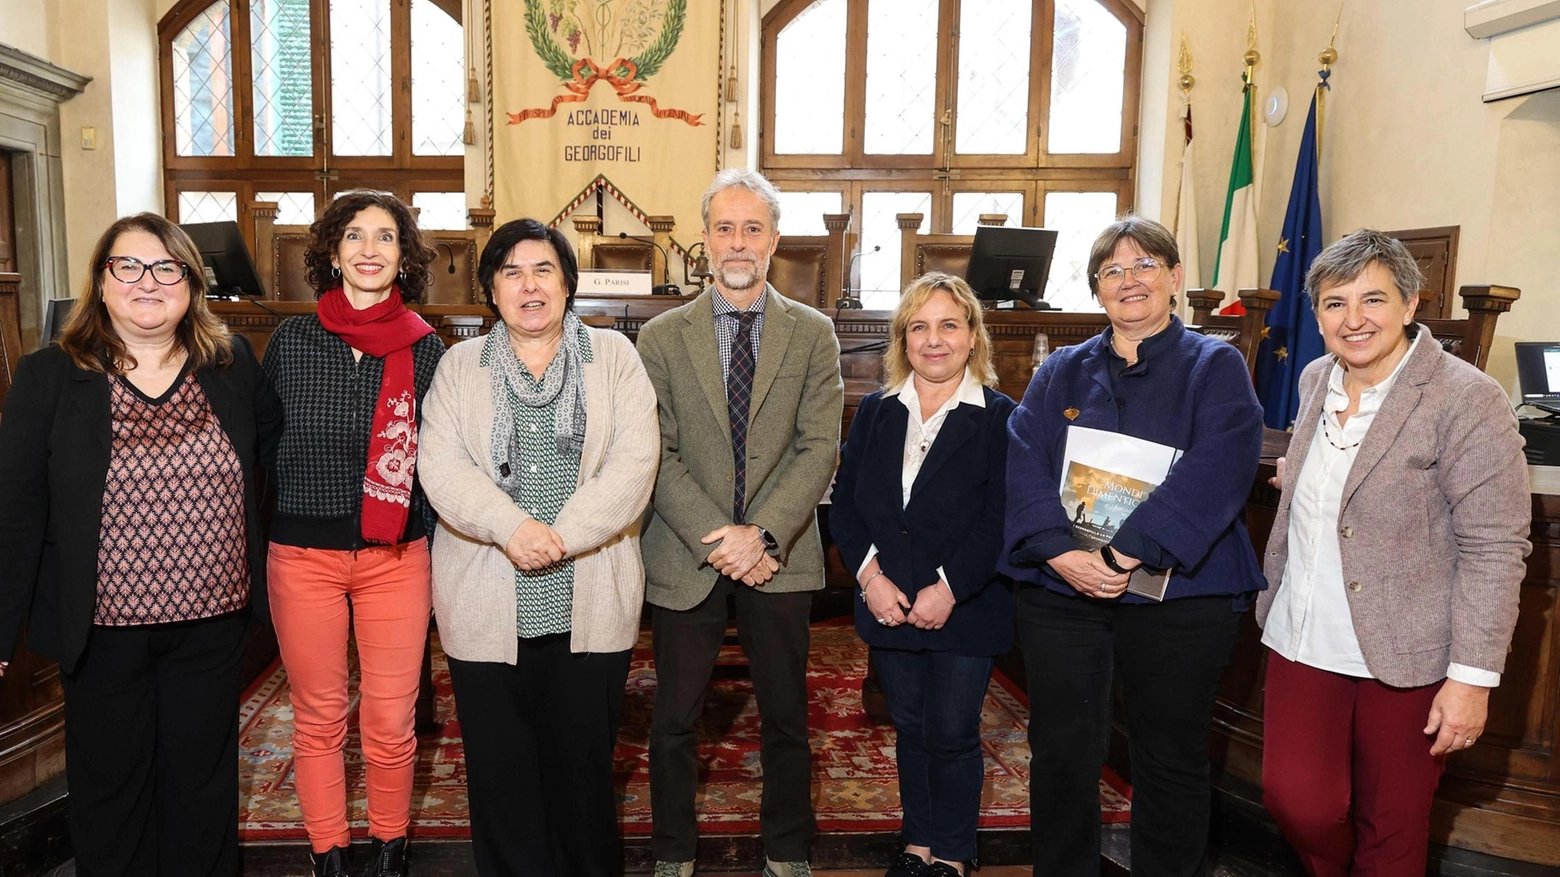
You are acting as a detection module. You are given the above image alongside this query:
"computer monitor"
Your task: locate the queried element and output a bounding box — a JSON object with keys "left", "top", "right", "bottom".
{"left": 178, "top": 221, "right": 267, "bottom": 298}
{"left": 1515, "top": 341, "right": 1560, "bottom": 416}
{"left": 963, "top": 225, "right": 1059, "bottom": 310}
{"left": 42, "top": 298, "right": 75, "bottom": 344}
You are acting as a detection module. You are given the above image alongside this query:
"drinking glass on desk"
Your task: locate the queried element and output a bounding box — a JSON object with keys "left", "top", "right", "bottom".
{"left": 1032, "top": 333, "right": 1050, "bottom": 374}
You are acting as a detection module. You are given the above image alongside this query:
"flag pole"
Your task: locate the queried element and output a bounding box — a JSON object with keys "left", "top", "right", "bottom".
{"left": 1244, "top": 4, "right": 1260, "bottom": 120}
{"left": 1317, "top": 3, "right": 1342, "bottom": 152}
{"left": 1177, "top": 33, "right": 1194, "bottom": 234}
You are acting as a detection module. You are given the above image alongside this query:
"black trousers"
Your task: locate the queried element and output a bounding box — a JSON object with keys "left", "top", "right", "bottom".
{"left": 649, "top": 578, "right": 816, "bottom": 863}
{"left": 446, "top": 634, "right": 632, "bottom": 877}
{"left": 1016, "top": 586, "right": 1244, "bottom": 877}
{"left": 59, "top": 610, "right": 248, "bottom": 877}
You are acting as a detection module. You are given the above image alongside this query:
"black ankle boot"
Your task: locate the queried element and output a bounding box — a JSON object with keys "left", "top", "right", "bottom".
{"left": 367, "top": 836, "right": 408, "bottom": 877}
{"left": 310, "top": 845, "right": 350, "bottom": 877}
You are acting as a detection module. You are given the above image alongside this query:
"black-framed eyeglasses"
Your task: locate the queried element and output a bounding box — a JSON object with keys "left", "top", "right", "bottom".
{"left": 103, "top": 256, "right": 190, "bottom": 286}
{"left": 1094, "top": 258, "right": 1165, "bottom": 291}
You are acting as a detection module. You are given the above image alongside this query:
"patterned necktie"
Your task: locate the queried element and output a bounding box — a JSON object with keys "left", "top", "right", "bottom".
{"left": 727, "top": 312, "right": 757, "bottom": 524}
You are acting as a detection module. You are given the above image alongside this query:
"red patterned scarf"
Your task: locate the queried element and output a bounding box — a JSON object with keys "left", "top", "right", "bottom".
{"left": 316, "top": 287, "right": 436, "bottom": 544}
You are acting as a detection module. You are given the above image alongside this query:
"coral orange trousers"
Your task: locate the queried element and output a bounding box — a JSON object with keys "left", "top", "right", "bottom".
{"left": 267, "top": 541, "right": 432, "bottom": 852}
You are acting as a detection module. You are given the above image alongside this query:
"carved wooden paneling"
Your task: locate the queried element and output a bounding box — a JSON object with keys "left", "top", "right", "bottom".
{"left": 425, "top": 238, "right": 479, "bottom": 305}
{"left": 1388, "top": 225, "right": 1460, "bottom": 319}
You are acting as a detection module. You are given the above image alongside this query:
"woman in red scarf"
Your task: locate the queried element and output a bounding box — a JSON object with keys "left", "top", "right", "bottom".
{"left": 262, "top": 191, "right": 445, "bottom": 877}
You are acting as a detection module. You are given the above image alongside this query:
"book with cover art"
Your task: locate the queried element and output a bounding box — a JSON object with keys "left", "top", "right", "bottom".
{"left": 1059, "top": 426, "right": 1184, "bottom": 600}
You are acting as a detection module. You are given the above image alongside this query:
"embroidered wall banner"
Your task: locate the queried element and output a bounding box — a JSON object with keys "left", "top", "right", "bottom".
{"left": 490, "top": 0, "right": 723, "bottom": 240}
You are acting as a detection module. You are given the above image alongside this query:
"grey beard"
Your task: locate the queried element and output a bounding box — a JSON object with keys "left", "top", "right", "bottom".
{"left": 716, "top": 257, "right": 767, "bottom": 291}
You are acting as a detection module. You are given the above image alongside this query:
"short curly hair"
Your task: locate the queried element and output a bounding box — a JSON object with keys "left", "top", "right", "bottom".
{"left": 303, "top": 190, "right": 436, "bottom": 303}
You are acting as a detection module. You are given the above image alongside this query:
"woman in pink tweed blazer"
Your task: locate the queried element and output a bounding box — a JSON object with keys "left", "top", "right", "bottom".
{"left": 1255, "top": 230, "right": 1531, "bottom": 876}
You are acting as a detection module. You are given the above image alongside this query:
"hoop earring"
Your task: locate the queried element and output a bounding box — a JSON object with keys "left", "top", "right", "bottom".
{"left": 330, "top": 266, "right": 341, "bottom": 280}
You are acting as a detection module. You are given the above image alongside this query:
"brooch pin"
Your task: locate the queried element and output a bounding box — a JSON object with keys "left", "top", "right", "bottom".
{"left": 1064, "top": 407, "right": 1080, "bottom": 421}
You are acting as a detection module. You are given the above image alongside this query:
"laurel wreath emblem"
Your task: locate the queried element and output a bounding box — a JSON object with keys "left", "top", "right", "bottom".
{"left": 524, "top": 0, "right": 688, "bottom": 84}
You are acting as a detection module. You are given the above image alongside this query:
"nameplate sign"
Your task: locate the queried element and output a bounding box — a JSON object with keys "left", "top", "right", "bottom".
{"left": 578, "top": 270, "right": 652, "bottom": 296}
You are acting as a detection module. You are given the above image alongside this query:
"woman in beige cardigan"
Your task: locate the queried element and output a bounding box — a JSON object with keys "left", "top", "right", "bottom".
{"left": 1257, "top": 230, "right": 1531, "bottom": 877}
{"left": 418, "top": 219, "right": 658, "bottom": 877}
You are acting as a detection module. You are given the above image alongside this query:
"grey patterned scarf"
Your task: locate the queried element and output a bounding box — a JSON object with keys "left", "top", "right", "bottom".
{"left": 484, "top": 312, "right": 588, "bottom": 501}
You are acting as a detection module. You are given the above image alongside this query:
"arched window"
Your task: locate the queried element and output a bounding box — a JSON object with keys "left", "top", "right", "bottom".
{"left": 761, "top": 0, "right": 1142, "bottom": 310}
{"left": 158, "top": 0, "right": 467, "bottom": 241}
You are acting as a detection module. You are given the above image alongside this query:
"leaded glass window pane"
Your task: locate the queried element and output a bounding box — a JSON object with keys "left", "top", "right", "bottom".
{"left": 1049, "top": 0, "right": 1126, "bottom": 154}
{"left": 411, "top": 0, "right": 464, "bottom": 157}
{"left": 256, "top": 191, "right": 317, "bottom": 225}
{"left": 179, "top": 191, "right": 239, "bottom": 224}
{"left": 251, "top": 0, "right": 313, "bottom": 157}
{"left": 776, "top": 191, "right": 843, "bottom": 236}
{"left": 955, "top": 0, "right": 1031, "bottom": 154}
{"left": 1044, "top": 191, "right": 1116, "bottom": 311}
{"left": 413, "top": 192, "right": 467, "bottom": 230}
{"left": 951, "top": 192, "right": 1023, "bottom": 234}
{"left": 774, "top": 0, "right": 847, "bottom": 155}
{"left": 859, "top": 192, "right": 930, "bottom": 310}
{"left": 171, "top": 2, "right": 236, "bottom": 157}
{"left": 864, "top": 0, "right": 937, "bottom": 155}
{"left": 330, "top": 0, "right": 393, "bottom": 156}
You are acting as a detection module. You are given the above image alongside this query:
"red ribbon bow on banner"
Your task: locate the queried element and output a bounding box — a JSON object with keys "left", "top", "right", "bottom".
{"left": 508, "top": 58, "right": 705, "bottom": 126}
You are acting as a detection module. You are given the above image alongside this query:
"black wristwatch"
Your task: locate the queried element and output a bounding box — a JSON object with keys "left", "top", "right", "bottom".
{"left": 1099, "top": 544, "right": 1139, "bottom": 575}
{"left": 756, "top": 526, "right": 780, "bottom": 555}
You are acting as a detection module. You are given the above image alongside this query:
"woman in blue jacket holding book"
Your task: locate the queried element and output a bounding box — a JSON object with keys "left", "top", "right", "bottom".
{"left": 1002, "top": 215, "right": 1266, "bottom": 877}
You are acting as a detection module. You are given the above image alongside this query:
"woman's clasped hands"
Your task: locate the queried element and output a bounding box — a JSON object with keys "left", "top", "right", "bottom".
{"left": 505, "top": 517, "right": 566, "bottom": 570}
{"left": 1050, "top": 548, "right": 1131, "bottom": 599}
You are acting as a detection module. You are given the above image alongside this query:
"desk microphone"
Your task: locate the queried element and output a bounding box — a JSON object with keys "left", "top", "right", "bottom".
{"left": 438, "top": 242, "right": 457, "bottom": 274}
{"left": 837, "top": 245, "right": 880, "bottom": 309}
{"left": 617, "top": 232, "right": 682, "bottom": 295}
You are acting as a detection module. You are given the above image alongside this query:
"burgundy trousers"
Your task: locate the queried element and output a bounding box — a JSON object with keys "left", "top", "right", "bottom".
{"left": 1261, "top": 649, "right": 1447, "bottom": 877}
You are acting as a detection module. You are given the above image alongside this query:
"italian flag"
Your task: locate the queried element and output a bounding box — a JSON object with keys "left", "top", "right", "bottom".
{"left": 1213, "top": 77, "right": 1259, "bottom": 315}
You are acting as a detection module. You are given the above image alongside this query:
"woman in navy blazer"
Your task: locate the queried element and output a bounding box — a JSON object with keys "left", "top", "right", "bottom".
{"left": 1001, "top": 216, "right": 1266, "bottom": 877}
{"left": 831, "top": 272, "right": 1016, "bottom": 877}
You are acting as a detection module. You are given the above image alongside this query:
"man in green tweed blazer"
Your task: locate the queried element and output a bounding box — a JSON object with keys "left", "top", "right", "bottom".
{"left": 637, "top": 168, "right": 843, "bottom": 877}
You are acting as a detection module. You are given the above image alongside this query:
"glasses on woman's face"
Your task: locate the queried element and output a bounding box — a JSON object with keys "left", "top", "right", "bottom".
{"left": 103, "top": 256, "right": 190, "bottom": 286}
{"left": 1095, "top": 258, "right": 1164, "bottom": 292}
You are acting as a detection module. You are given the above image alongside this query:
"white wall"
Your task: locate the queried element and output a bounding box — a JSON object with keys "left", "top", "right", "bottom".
{"left": 0, "top": 0, "right": 54, "bottom": 58}
{"left": 109, "top": 0, "right": 164, "bottom": 218}
{"left": 1139, "top": 0, "right": 1558, "bottom": 393}
{"left": 0, "top": 0, "right": 165, "bottom": 296}
{"left": 50, "top": 0, "right": 123, "bottom": 296}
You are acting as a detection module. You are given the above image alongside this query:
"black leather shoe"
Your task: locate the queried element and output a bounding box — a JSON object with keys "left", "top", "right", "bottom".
{"left": 924, "top": 862, "right": 964, "bottom": 877}
{"left": 366, "top": 836, "right": 408, "bottom": 877}
{"left": 310, "top": 846, "right": 350, "bottom": 877}
{"left": 885, "top": 851, "right": 930, "bottom": 877}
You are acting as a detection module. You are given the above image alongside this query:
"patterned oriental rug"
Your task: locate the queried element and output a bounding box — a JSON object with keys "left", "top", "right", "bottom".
{"left": 237, "top": 620, "right": 1132, "bottom": 840}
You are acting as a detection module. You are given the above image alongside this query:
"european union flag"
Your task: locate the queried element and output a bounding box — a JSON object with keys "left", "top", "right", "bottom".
{"left": 1255, "top": 80, "right": 1328, "bottom": 430}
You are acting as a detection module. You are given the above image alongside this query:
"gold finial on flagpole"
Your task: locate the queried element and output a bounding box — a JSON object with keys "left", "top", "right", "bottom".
{"left": 1320, "top": 1, "right": 1342, "bottom": 71}
{"left": 1178, "top": 33, "right": 1195, "bottom": 93}
{"left": 1316, "top": 2, "right": 1343, "bottom": 151}
{"left": 1243, "top": 4, "right": 1260, "bottom": 74}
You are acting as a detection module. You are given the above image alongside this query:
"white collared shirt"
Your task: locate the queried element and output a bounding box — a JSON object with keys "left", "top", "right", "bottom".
{"left": 857, "top": 367, "right": 987, "bottom": 587}
{"left": 1262, "top": 333, "right": 1498, "bottom": 686}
